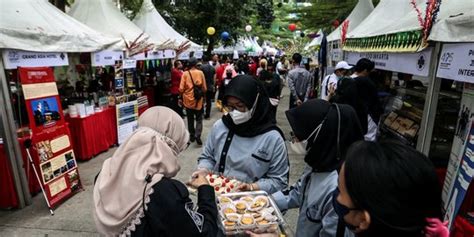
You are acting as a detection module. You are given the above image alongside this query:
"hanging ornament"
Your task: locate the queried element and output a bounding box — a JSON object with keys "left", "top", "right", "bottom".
{"left": 221, "top": 31, "right": 230, "bottom": 41}
{"left": 300, "top": 32, "right": 305, "bottom": 38}
{"left": 245, "top": 25, "right": 252, "bottom": 32}
{"left": 277, "top": 2, "right": 283, "bottom": 8}
{"left": 207, "top": 27, "right": 216, "bottom": 36}
{"left": 332, "top": 19, "right": 340, "bottom": 28}
{"left": 288, "top": 23, "right": 297, "bottom": 32}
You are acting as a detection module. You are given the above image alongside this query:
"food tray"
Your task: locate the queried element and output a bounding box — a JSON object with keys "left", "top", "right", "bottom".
{"left": 217, "top": 191, "right": 289, "bottom": 236}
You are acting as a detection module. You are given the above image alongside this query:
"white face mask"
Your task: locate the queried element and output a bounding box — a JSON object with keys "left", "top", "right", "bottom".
{"left": 229, "top": 94, "right": 259, "bottom": 125}
{"left": 290, "top": 122, "right": 324, "bottom": 155}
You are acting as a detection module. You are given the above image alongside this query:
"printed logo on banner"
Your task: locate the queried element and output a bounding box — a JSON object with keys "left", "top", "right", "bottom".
{"left": 417, "top": 53, "right": 426, "bottom": 71}
{"left": 440, "top": 52, "right": 454, "bottom": 69}
{"left": 8, "top": 50, "right": 20, "bottom": 62}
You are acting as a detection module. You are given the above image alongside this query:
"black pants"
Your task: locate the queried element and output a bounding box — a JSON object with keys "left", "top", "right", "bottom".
{"left": 270, "top": 105, "right": 277, "bottom": 124}
{"left": 186, "top": 108, "right": 203, "bottom": 139}
{"left": 205, "top": 90, "right": 214, "bottom": 118}
{"left": 169, "top": 94, "right": 184, "bottom": 117}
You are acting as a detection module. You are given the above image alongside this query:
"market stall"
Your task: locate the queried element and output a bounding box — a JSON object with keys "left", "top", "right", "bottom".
{"left": 427, "top": 1, "right": 474, "bottom": 233}
{"left": 0, "top": 0, "right": 121, "bottom": 209}
{"left": 326, "top": 0, "right": 374, "bottom": 67}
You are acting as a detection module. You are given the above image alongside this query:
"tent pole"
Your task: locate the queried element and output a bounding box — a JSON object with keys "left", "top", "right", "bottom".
{"left": 416, "top": 42, "right": 442, "bottom": 155}
{"left": 0, "top": 54, "right": 32, "bottom": 208}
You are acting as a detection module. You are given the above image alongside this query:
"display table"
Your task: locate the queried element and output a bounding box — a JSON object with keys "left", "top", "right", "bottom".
{"left": 0, "top": 136, "right": 41, "bottom": 209}
{"left": 66, "top": 107, "right": 117, "bottom": 161}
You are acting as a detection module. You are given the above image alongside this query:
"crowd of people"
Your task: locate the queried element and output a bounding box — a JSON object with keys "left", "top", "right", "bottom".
{"left": 92, "top": 53, "right": 449, "bottom": 237}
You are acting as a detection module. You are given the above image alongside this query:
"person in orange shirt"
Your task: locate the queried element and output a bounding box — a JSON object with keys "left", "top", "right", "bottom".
{"left": 179, "top": 57, "right": 207, "bottom": 145}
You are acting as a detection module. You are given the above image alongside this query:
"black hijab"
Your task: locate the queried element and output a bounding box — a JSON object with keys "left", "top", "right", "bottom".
{"left": 286, "top": 99, "right": 364, "bottom": 172}
{"left": 222, "top": 75, "right": 282, "bottom": 137}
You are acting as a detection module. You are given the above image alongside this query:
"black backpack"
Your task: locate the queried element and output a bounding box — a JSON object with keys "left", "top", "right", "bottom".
{"left": 188, "top": 71, "right": 203, "bottom": 102}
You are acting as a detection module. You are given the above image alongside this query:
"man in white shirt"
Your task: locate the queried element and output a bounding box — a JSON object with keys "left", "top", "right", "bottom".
{"left": 320, "top": 61, "right": 352, "bottom": 100}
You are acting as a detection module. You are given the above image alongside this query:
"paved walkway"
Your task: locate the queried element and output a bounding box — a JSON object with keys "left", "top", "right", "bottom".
{"left": 0, "top": 87, "right": 306, "bottom": 236}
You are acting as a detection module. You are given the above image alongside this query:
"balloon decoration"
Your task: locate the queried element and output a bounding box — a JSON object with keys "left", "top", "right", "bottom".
{"left": 300, "top": 32, "right": 305, "bottom": 38}
{"left": 277, "top": 2, "right": 283, "bottom": 8}
{"left": 221, "top": 31, "right": 230, "bottom": 40}
{"left": 288, "top": 23, "right": 297, "bottom": 32}
{"left": 245, "top": 25, "right": 252, "bottom": 32}
{"left": 207, "top": 27, "right": 216, "bottom": 36}
{"left": 332, "top": 20, "right": 340, "bottom": 28}
{"left": 276, "top": 36, "right": 281, "bottom": 41}
{"left": 255, "top": 36, "right": 259, "bottom": 41}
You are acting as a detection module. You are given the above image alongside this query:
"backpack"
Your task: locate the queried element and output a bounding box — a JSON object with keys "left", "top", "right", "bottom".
{"left": 188, "top": 71, "right": 203, "bottom": 102}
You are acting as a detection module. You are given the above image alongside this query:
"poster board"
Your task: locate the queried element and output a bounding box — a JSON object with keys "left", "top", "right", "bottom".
{"left": 437, "top": 43, "right": 474, "bottom": 83}
{"left": 116, "top": 101, "right": 139, "bottom": 145}
{"left": 19, "top": 67, "right": 82, "bottom": 208}
{"left": 444, "top": 120, "right": 474, "bottom": 229}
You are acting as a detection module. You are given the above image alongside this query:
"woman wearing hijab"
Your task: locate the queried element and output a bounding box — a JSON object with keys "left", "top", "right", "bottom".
{"left": 272, "top": 99, "right": 363, "bottom": 237}
{"left": 194, "top": 75, "right": 289, "bottom": 194}
{"left": 93, "top": 106, "right": 218, "bottom": 237}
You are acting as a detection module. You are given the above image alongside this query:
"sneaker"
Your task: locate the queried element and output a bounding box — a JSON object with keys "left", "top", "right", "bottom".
{"left": 196, "top": 137, "right": 202, "bottom": 146}
{"left": 204, "top": 115, "right": 210, "bottom": 120}
{"left": 190, "top": 137, "right": 195, "bottom": 143}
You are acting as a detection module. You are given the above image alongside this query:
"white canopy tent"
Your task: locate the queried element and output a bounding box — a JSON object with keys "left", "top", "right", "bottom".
{"left": 429, "top": 0, "right": 474, "bottom": 43}
{"left": 304, "top": 29, "right": 324, "bottom": 51}
{"left": 133, "top": 0, "right": 202, "bottom": 51}
{"left": 0, "top": 0, "right": 121, "bottom": 52}
{"left": 326, "top": 0, "right": 374, "bottom": 42}
{"left": 68, "top": 0, "right": 151, "bottom": 49}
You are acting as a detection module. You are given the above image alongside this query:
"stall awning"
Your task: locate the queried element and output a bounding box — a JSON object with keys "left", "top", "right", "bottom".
{"left": 0, "top": 0, "right": 121, "bottom": 52}
{"left": 326, "top": 0, "right": 374, "bottom": 42}
{"left": 429, "top": 0, "right": 474, "bottom": 43}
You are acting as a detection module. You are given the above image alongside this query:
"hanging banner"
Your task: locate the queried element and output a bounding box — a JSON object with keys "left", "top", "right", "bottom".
{"left": 116, "top": 101, "right": 139, "bottom": 145}
{"left": 91, "top": 50, "right": 124, "bottom": 67}
{"left": 123, "top": 59, "right": 137, "bottom": 69}
{"left": 114, "top": 60, "right": 124, "bottom": 90}
{"left": 437, "top": 43, "right": 474, "bottom": 83}
{"left": 443, "top": 84, "right": 474, "bottom": 207}
{"left": 344, "top": 47, "right": 433, "bottom": 77}
{"left": 3, "top": 50, "right": 68, "bottom": 69}
{"left": 19, "top": 67, "right": 82, "bottom": 208}
{"left": 444, "top": 119, "right": 474, "bottom": 229}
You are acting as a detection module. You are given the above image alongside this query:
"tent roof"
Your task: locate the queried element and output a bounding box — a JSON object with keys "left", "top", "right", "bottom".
{"left": 133, "top": 0, "right": 202, "bottom": 51}
{"left": 0, "top": 0, "right": 121, "bottom": 52}
{"left": 429, "top": 0, "right": 474, "bottom": 43}
{"left": 327, "top": 0, "right": 374, "bottom": 42}
{"left": 347, "top": 0, "right": 425, "bottom": 39}
{"left": 68, "top": 0, "right": 149, "bottom": 47}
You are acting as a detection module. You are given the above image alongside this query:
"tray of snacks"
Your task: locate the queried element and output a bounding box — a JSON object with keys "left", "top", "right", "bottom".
{"left": 188, "top": 173, "right": 242, "bottom": 195}
{"left": 217, "top": 191, "right": 289, "bottom": 236}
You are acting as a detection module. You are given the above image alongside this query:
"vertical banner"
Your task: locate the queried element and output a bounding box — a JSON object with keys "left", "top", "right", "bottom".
{"left": 116, "top": 101, "right": 139, "bottom": 145}
{"left": 19, "top": 67, "right": 82, "bottom": 208}
{"left": 443, "top": 84, "right": 474, "bottom": 207}
{"left": 114, "top": 60, "right": 124, "bottom": 90}
{"left": 444, "top": 120, "right": 474, "bottom": 229}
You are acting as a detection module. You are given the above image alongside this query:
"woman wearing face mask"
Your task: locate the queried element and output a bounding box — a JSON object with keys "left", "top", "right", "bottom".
{"left": 194, "top": 75, "right": 289, "bottom": 194}
{"left": 272, "top": 99, "right": 363, "bottom": 237}
{"left": 93, "top": 106, "right": 218, "bottom": 237}
{"left": 333, "top": 140, "right": 449, "bottom": 237}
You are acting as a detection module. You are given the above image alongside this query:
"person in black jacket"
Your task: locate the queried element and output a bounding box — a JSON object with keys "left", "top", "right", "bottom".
{"left": 259, "top": 63, "right": 281, "bottom": 124}
{"left": 93, "top": 106, "right": 217, "bottom": 237}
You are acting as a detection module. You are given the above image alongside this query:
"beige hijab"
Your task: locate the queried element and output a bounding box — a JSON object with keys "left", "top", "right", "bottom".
{"left": 93, "top": 106, "right": 189, "bottom": 236}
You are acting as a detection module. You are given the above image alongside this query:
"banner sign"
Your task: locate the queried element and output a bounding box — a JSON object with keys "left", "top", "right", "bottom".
{"left": 91, "top": 50, "right": 123, "bottom": 67}
{"left": 443, "top": 84, "right": 474, "bottom": 208}
{"left": 130, "top": 49, "right": 177, "bottom": 61}
{"left": 444, "top": 120, "right": 474, "bottom": 229}
{"left": 3, "top": 50, "right": 68, "bottom": 69}
{"left": 344, "top": 47, "right": 433, "bottom": 77}
{"left": 123, "top": 59, "right": 137, "bottom": 69}
{"left": 116, "top": 101, "right": 139, "bottom": 145}
{"left": 437, "top": 43, "right": 474, "bottom": 83}
{"left": 114, "top": 60, "right": 124, "bottom": 90}
{"left": 19, "top": 67, "right": 82, "bottom": 208}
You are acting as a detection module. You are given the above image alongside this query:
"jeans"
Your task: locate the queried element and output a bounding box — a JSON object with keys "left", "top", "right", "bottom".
{"left": 169, "top": 94, "right": 184, "bottom": 117}
{"left": 186, "top": 108, "right": 203, "bottom": 139}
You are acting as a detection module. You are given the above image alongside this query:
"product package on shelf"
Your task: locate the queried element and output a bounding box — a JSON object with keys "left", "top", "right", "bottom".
{"left": 217, "top": 191, "right": 292, "bottom": 236}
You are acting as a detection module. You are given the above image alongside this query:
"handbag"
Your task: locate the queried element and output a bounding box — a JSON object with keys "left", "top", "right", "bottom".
{"left": 188, "top": 71, "right": 203, "bottom": 102}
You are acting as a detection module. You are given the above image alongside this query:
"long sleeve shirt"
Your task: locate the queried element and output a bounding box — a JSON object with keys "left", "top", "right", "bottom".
{"left": 131, "top": 178, "right": 218, "bottom": 237}
{"left": 197, "top": 119, "right": 289, "bottom": 194}
{"left": 287, "top": 66, "right": 312, "bottom": 102}
{"left": 272, "top": 167, "right": 341, "bottom": 237}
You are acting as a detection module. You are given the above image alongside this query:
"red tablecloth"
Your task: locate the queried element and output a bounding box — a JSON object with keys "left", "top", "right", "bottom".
{"left": 452, "top": 216, "right": 474, "bottom": 237}
{"left": 0, "top": 136, "right": 41, "bottom": 209}
{"left": 67, "top": 107, "right": 117, "bottom": 161}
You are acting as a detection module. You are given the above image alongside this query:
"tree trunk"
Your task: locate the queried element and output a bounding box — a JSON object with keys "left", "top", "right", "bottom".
{"left": 206, "top": 37, "right": 216, "bottom": 57}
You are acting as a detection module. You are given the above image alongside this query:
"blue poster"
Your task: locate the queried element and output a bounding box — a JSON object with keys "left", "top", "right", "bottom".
{"left": 445, "top": 120, "right": 474, "bottom": 228}
{"left": 115, "top": 78, "right": 124, "bottom": 89}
